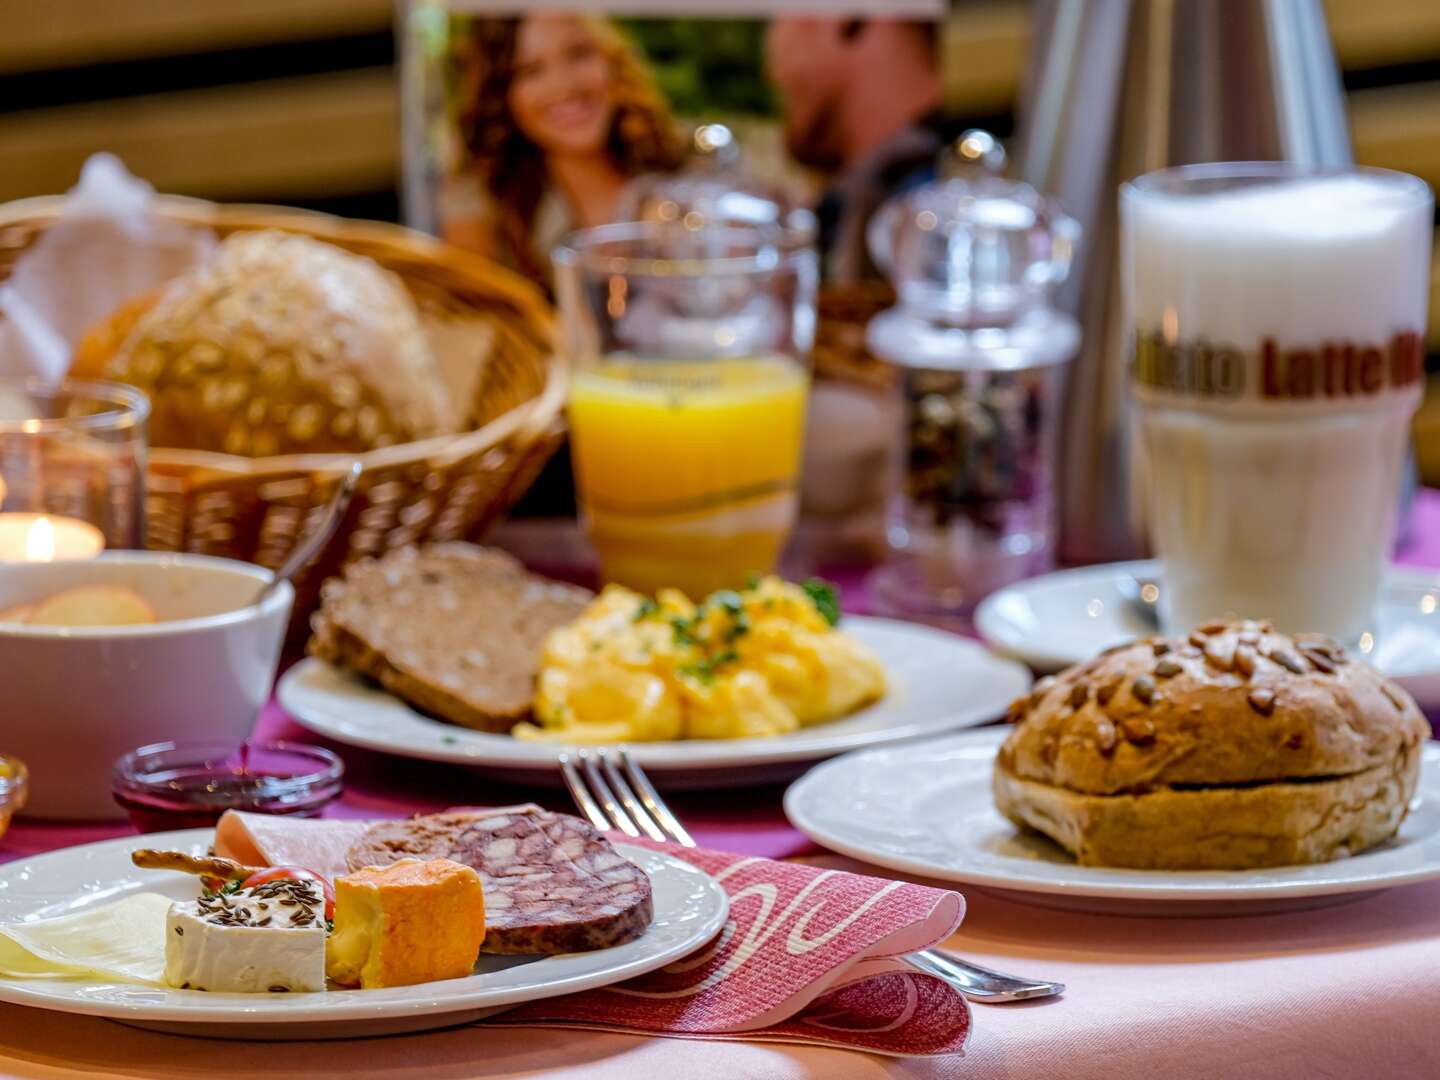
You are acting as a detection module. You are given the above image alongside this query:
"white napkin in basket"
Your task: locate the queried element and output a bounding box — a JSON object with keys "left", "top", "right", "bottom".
{"left": 0, "top": 153, "right": 215, "bottom": 384}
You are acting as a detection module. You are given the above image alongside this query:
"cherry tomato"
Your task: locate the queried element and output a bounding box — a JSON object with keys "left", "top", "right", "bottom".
{"left": 240, "top": 866, "right": 335, "bottom": 921}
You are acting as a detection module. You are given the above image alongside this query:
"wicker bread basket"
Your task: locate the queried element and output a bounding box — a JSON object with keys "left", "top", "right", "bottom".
{"left": 0, "top": 195, "right": 566, "bottom": 642}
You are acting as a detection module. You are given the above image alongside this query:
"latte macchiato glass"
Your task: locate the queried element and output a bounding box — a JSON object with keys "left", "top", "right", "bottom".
{"left": 1122, "top": 164, "right": 1433, "bottom": 641}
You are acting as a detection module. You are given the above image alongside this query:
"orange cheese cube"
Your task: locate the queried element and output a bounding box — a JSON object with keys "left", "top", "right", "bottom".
{"left": 326, "top": 857, "right": 485, "bottom": 989}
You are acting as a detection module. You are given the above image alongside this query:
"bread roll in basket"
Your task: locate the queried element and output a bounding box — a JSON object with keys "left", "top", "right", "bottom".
{"left": 0, "top": 195, "right": 564, "bottom": 639}
{"left": 77, "top": 230, "right": 462, "bottom": 457}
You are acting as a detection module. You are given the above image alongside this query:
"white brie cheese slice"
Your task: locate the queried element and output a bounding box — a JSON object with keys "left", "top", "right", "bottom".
{"left": 163, "top": 879, "right": 327, "bottom": 993}
{"left": 0, "top": 892, "right": 170, "bottom": 984}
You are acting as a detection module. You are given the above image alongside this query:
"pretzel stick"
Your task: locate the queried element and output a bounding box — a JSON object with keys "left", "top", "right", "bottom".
{"left": 131, "top": 849, "right": 263, "bottom": 881}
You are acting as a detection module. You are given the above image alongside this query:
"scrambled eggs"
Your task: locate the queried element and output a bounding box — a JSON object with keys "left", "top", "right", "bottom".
{"left": 513, "top": 577, "right": 887, "bottom": 743}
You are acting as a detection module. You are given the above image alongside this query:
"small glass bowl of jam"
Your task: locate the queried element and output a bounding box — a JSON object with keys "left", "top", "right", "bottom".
{"left": 0, "top": 754, "right": 28, "bottom": 840}
{"left": 112, "top": 740, "right": 343, "bottom": 833}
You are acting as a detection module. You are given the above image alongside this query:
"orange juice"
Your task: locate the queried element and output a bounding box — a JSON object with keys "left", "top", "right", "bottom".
{"left": 569, "top": 356, "right": 809, "bottom": 596}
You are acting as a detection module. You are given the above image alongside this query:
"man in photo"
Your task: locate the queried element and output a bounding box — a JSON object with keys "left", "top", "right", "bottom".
{"left": 765, "top": 16, "right": 951, "bottom": 282}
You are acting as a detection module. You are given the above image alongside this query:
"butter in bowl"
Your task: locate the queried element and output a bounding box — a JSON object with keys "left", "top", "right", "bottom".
{"left": 0, "top": 552, "right": 293, "bottom": 820}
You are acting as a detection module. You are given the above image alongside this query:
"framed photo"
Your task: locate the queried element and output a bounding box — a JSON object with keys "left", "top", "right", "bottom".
{"left": 400, "top": 1, "right": 948, "bottom": 557}
{"left": 399, "top": 0, "right": 948, "bottom": 292}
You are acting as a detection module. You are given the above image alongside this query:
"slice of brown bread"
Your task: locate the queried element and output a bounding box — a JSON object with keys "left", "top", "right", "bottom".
{"left": 308, "top": 543, "right": 592, "bottom": 732}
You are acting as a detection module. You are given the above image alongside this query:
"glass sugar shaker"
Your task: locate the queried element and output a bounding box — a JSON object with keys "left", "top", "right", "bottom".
{"left": 614, "top": 122, "right": 817, "bottom": 240}
{"left": 864, "top": 158, "right": 1080, "bottom": 625}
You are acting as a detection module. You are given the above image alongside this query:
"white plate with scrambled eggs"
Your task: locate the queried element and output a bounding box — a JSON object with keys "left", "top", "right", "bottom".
{"left": 280, "top": 602, "right": 1032, "bottom": 788}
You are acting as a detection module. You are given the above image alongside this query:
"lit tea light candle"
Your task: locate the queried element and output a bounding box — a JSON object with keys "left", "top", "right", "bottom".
{"left": 0, "top": 513, "right": 105, "bottom": 562}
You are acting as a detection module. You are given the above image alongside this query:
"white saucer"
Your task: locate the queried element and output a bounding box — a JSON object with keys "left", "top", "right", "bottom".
{"left": 974, "top": 560, "right": 1440, "bottom": 709}
{"left": 279, "top": 615, "right": 1032, "bottom": 789}
{"left": 785, "top": 728, "right": 1440, "bottom": 916}
{"left": 0, "top": 829, "right": 728, "bottom": 1040}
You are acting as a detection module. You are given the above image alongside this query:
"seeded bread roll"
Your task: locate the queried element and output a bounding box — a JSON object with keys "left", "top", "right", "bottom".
{"left": 96, "top": 231, "right": 457, "bottom": 455}
{"left": 308, "top": 543, "right": 592, "bottom": 732}
{"left": 993, "top": 620, "right": 1430, "bottom": 869}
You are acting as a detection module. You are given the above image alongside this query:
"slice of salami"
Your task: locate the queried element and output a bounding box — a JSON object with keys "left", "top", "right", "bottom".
{"left": 345, "top": 806, "right": 654, "bottom": 955}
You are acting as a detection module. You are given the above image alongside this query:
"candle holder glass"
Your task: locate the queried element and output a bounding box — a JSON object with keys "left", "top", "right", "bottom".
{"left": 0, "top": 378, "right": 149, "bottom": 551}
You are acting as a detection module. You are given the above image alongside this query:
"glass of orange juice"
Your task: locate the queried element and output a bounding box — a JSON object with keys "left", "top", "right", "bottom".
{"left": 552, "top": 222, "right": 817, "bottom": 597}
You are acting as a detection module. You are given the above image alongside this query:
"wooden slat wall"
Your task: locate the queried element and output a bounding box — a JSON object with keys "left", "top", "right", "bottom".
{"left": 941, "top": 0, "right": 1440, "bottom": 106}
{"left": 940, "top": 1, "right": 1028, "bottom": 116}
{"left": 938, "top": 0, "right": 1440, "bottom": 193}
{"left": 0, "top": 70, "right": 397, "bottom": 204}
{"left": 0, "top": 0, "right": 391, "bottom": 72}
{"left": 0, "top": 0, "right": 395, "bottom": 205}
{"left": 2, "top": 1, "right": 1439, "bottom": 204}
{"left": 2, "top": 2, "right": 1438, "bottom": 203}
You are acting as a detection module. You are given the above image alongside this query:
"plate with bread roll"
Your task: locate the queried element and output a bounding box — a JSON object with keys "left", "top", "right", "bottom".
{"left": 277, "top": 543, "right": 1032, "bottom": 787}
{"left": 786, "top": 620, "right": 1440, "bottom": 915}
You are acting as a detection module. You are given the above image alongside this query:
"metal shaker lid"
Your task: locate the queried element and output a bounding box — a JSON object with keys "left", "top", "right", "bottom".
{"left": 866, "top": 132, "right": 1080, "bottom": 370}
{"left": 613, "top": 123, "right": 816, "bottom": 237}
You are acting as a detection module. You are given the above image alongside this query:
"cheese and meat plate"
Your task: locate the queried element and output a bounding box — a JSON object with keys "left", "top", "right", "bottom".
{"left": 0, "top": 806, "right": 728, "bottom": 1039}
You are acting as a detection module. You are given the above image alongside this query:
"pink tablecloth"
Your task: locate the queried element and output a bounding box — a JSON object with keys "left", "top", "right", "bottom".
{"left": 2, "top": 492, "right": 1440, "bottom": 1077}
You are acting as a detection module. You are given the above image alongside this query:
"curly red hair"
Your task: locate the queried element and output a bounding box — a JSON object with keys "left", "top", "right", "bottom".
{"left": 451, "top": 15, "right": 686, "bottom": 281}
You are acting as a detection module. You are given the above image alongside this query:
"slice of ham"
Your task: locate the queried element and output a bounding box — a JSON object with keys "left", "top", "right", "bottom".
{"left": 214, "top": 811, "right": 371, "bottom": 879}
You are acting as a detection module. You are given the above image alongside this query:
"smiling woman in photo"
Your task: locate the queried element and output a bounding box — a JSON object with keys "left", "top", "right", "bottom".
{"left": 445, "top": 14, "right": 686, "bottom": 286}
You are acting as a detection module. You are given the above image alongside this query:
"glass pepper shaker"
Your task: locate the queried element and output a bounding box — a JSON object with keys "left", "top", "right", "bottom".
{"left": 864, "top": 162, "right": 1080, "bottom": 625}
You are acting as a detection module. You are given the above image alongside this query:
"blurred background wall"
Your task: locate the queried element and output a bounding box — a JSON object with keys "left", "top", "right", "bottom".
{"left": 3, "top": 0, "right": 1440, "bottom": 478}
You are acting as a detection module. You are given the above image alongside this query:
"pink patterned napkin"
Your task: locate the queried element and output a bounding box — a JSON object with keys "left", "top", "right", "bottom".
{"left": 491, "top": 841, "right": 970, "bottom": 1057}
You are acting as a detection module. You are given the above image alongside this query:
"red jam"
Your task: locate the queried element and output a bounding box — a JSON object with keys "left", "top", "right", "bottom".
{"left": 112, "top": 741, "right": 343, "bottom": 833}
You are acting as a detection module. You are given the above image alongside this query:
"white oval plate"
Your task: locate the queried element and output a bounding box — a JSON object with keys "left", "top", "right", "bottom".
{"left": 0, "top": 830, "right": 727, "bottom": 1039}
{"left": 974, "top": 560, "right": 1440, "bottom": 709}
{"left": 785, "top": 728, "right": 1440, "bottom": 916}
{"left": 278, "top": 616, "right": 1032, "bottom": 787}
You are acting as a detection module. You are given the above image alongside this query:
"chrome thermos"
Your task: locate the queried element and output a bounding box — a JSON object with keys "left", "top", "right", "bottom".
{"left": 1012, "top": 0, "right": 1354, "bottom": 564}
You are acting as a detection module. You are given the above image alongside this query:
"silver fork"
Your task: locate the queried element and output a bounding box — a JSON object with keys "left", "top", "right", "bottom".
{"left": 558, "top": 747, "right": 1064, "bottom": 1004}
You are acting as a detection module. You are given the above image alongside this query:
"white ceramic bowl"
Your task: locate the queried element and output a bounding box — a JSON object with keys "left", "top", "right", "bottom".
{"left": 0, "top": 552, "right": 292, "bottom": 820}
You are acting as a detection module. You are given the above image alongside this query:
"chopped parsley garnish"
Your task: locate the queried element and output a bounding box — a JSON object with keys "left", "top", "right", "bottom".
{"left": 724, "top": 611, "right": 750, "bottom": 643}
{"left": 802, "top": 578, "right": 841, "bottom": 626}
{"left": 711, "top": 590, "right": 744, "bottom": 616}
{"left": 678, "top": 661, "right": 715, "bottom": 685}
{"left": 678, "top": 647, "right": 740, "bottom": 686}
{"left": 634, "top": 598, "right": 659, "bottom": 621}
{"left": 201, "top": 879, "right": 245, "bottom": 901}
{"left": 704, "top": 591, "right": 751, "bottom": 643}
{"left": 670, "top": 592, "right": 753, "bottom": 652}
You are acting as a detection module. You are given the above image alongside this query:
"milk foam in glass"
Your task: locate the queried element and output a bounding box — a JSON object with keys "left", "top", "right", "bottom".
{"left": 1122, "top": 164, "right": 1432, "bottom": 641}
